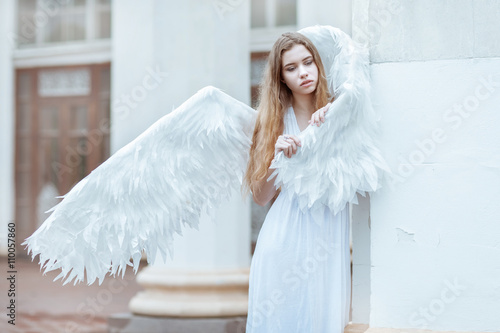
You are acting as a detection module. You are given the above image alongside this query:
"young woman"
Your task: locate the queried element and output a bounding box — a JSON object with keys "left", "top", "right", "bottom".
{"left": 244, "top": 32, "right": 351, "bottom": 332}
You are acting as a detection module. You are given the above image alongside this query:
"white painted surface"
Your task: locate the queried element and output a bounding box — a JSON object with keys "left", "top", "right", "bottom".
{"left": 111, "top": 0, "right": 252, "bottom": 271}
{"left": 13, "top": 40, "right": 111, "bottom": 68}
{"left": 164, "top": 194, "right": 252, "bottom": 270}
{"left": 473, "top": 0, "right": 500, "bottom": 58}
{"left": 352, "top": 0, "right": 369, "bottom": 45}
{"left": 111, "top": 0, "right": 157, "bottom": 151}
{"left": 364, "top": 0, "right": 500, "bottom": 63}
{"left": 351, "top": 194, "right": 371, "bottom": 324}
{"left": 0, "top": 0, "right": 16, "bottom": 254}
{"left": 370, "top": 0, "right": 473, "bottom": 62}
{"left": 354, "top": 1, "right": 500, "bottom": 330}
{"left": 297, "top": 0, "right": 352, "bottom": 36}
{"left": 111, "top": 0, "right": 250, "bottom": 152}
{"left": 370, "top": 57, "right": 500, "bottom": 330}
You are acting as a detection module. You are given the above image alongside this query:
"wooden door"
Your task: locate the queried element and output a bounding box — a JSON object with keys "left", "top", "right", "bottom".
{"left": 15, "top": 64, "right": 110, "bottom": 249}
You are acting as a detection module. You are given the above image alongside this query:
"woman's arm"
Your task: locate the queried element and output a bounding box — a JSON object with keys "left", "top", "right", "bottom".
{"left": 254, "top": 102, "right": 332, "bottom": 206}
{"left": 252, "top": 133, "right": 301, "bottom": 206}
{"left": 252, "top": 167, "right": 278, "bottom": 206}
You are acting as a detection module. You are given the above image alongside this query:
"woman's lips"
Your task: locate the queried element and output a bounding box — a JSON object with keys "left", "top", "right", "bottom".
{"left": 301, "top": 80, "right": 313, "bottom": 87}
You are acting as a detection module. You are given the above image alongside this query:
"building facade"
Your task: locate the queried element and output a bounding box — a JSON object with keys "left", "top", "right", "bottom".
{"left": 0, "top": 0, "right": 498, "bottom": 331}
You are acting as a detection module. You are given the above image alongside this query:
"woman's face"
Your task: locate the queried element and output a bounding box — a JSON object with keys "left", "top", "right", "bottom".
{"left": 281, "top": 43, "right": 319, "bottom": 97}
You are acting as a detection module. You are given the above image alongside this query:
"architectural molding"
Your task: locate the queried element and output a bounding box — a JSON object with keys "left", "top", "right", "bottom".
{"left": 13, "top": 40, "right": 111, "bottom": 68}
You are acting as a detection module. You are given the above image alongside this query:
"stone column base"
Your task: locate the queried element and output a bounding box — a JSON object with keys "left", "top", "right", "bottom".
{"left": 365, "top": 328, "right": 496, "bottom": 333}
{"left": 108, "top": 317, "right": 371, "bottom": 333}
{"left": 346, "top": 324, "right": 370, "bottom": 333}
{"left": 108, "top": 313, "right": 247, "bottom": 333}
{"left": 129, "top": 267, "right": 250, "bottom": 317}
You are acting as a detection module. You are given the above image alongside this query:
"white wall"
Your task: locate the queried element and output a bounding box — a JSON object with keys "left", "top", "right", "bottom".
{"left": 0, "top": 0, "right": 16, "bottom": 255}
{"left": 297, "top": 0, "right": 352, "bottom": 35}
{"left": 111, "top": 0, "right": 251, "bottom": 270}
{"left": 356, "top": 0, "right": 500, "bottom": 331}
{"left": 371, "top": 58, "right": 500, "bottom": 331}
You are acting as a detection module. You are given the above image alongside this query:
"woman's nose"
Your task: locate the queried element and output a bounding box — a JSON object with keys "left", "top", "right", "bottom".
{"left": 299, "top": 66, "right": 308, "bottom": 77}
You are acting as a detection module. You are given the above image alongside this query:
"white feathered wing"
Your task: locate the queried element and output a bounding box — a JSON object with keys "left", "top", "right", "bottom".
{"left": 23, "top": 86, "right": 257, "bottom": 285}
{"left": 269, "top": 25, "right": 391, "bottom": 214}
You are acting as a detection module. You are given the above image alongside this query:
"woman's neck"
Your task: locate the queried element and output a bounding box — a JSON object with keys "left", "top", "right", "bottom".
{"left": 291, "top": 93, "right": 315, "bottom": 117}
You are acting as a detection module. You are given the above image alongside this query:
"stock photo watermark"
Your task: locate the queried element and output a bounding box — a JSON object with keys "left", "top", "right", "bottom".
{"left": 212, "top": 0, "right": 244, "bottom": 20}
{"left": 51, "top": 65, "right": 168, "bottom": 187}
{"left": 64, "top": 277, "right": 132, "bottom": 333}
{"left": 389, "top": 74, "right": 500, "bottom": 187}
{"left": 113, "top": 66, "right": 169, "bottom": 119}
{"left": 7, "top": 0, "right": 71, "bottom": 46}
{"left": 6, "top": 221, "right": 17, "bottom": 326}
{"left": 247, "top": 237, "right": 337, "bottom": 330}
{"left": 354, "top": 0, "right": 402, "bottom": 47}
{"left": 409, "top": 277, "right": 467, "bottom": 328}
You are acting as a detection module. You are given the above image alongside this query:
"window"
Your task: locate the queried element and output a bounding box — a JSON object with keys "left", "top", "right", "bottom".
{"left": 251, "top": 0, "right": 297, "bottom": 29}
{"left": 250, "top": 52, "right": 269, "bottom": 108}
{"left": 16, "top": 0, "right": 111, "bottom": 48}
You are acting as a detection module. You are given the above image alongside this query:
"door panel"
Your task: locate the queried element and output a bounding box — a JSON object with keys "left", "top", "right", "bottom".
{"left": 15, "top": 64, "right": 110, "bottom": 248}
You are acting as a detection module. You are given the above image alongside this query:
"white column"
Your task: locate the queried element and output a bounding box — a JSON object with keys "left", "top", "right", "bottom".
{"left": 0, "top": 0, "right": 16, "bottom": 255}
{"left": 111, "top": 0, "right": 252, "bottom": 317}
{"left": 130, "top": 195, "right": 251, "bottom": 317}
{"left": 297, "top": 0, "right": 352, "bottom": 35}
{"left": 363, "top": 0, "right": 500, "bottom": 331}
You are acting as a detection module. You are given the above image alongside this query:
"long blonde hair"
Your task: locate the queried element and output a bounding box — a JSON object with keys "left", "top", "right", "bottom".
{"left": 243, "top": 32, "right": 331, "bottom": 198}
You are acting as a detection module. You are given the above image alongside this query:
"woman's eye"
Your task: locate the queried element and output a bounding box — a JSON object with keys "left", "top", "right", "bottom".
{"left": 286, "top": 67, "right": 295, "bottom": 72}
{"left": 305, "top": 60, "right": 313, "bottom": 65}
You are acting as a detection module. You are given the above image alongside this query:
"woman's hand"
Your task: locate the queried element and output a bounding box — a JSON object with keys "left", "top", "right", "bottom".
{"left": 308, "top": 102, "right": 332, "bottom": 127}
{"left": 275, "top": 134, "right": 301, "bottom": 158}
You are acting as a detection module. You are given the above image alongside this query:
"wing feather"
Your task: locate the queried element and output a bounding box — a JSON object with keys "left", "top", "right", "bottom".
{"left": 23, "top": 86, "right": 256, "bottom": 285}
{"left": 269, "top": 25, "right": 392, "bottom": 214}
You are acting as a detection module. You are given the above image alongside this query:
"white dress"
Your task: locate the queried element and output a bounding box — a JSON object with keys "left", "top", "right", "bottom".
{"left": 246, "top": 106, "right": 351, "bottom": 333}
